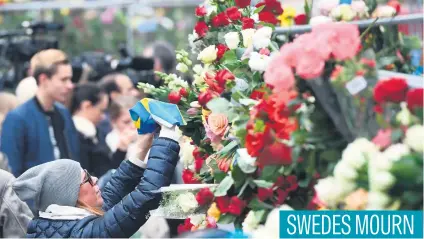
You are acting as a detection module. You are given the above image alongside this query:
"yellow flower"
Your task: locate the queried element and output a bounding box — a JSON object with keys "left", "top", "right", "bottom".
{"left": 278, "top": 6, "right": 296, "bottom": 27}
{"left": 202, "top": 108, "right": 211, "bottom": 124}
{"left": 207, "top": 203, "right": 221, "bottom": 221}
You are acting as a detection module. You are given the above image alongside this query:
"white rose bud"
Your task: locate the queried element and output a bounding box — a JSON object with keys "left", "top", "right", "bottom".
{"left": 193, "top": 64, "right": 203, "bottom": 75}
{"left": 224, "top": 32, "right": 240, "bottom": 50}
{"left": 241, "top": 29, "right": 256, "bottom": 48}
{"left": 370, "top": 171, "right": 396, "bottom": 191}
{"left": 197, "top": 45, "right": 218, "bottom": 64}
{"left": 252, "top": 27, "right": 272, "bottom": 49}
{"left": 334, "top": 161, "right": 358, "bottom": 182}
{"left": 404, "top": 125, "right": 424, "bottom": 152}
{"left": 176, "top": 63, "right": 189, "bottom": 73}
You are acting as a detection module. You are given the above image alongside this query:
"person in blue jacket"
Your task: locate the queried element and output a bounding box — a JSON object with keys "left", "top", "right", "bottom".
{"left": 12, "top": 124, "right": 181, "bottom": 238}
{"left": 0, "top": 49, "right": 79, "bottom": 177}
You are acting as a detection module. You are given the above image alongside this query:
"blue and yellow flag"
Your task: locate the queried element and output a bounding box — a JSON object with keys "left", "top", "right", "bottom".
{"left": 129, "top": 98, "right": 186, "bottom": 134}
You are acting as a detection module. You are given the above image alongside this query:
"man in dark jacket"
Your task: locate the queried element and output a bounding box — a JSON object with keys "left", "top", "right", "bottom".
{"left": 0, "top": 49, "right": 79, "bottom": 177}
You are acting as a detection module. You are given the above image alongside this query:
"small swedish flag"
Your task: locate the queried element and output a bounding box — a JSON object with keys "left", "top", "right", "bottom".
{"left": 129, "top": 98, "right": 186, "bottom": 134}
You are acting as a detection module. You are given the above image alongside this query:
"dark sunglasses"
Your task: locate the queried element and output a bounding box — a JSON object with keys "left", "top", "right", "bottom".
{"left": 81, "top": 169, "right": 95, "bottom": 186}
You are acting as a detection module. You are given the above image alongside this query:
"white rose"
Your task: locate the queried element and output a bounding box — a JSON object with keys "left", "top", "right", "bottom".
{"left": 370, "top": 171, "right": 396, "bottom": 191}
{"left": 396, "top": 103, "right": 412, "bottom": 126}
{"left": 224, "top": 32, "right": 240, "bottom": 50}
{"left": 309, "top": 16, "right": 333, "bottom": 26}
{"left": 181, "top": 141, "right": 195, "bottom": 167}
{"left": 241, "top": 29, "right": 256, "bottom": 48}
{"left": 252, "top": 27, "right": 272, "bottom": 49}
{"left": 334, "top": 161, "right": 358, "bottom": 182}
{"left": 314, "top": 177, "right": 347, "bottom": 207}
{"left": 193, "top": 64, "right": 203, "bottom": 75}
{"left": 198, "top": 45, "right": 218, "bottom": 64}
{"left": 248, "top": 52, "right": 270, "bottom": 72}
{"left": 236, "top": 148, "right": 257, "bottom": 173}
{"left": 404, "top": 125, "right": 424, "bottom": 152}
{"left": 367, "top": 192, "right": 391, "bottom": 209}
{"left": 382, "top": 144, "right": 411, "bottom": 162}
{"left": 176, "top": 63, "right": 189, "bottom": 73}
{"left": 242, "top": 211, "right": 260, "bottom": 234}
{"left": 176, "top": 193, "right": 199, "bottom": 213}
{"left": 373, "top": 6, "right": 396, "bottom": 18}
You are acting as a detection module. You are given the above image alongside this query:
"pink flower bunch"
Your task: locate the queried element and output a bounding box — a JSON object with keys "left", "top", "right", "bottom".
{"left": 265, "top": 22, "right": 361, "bottom": 92}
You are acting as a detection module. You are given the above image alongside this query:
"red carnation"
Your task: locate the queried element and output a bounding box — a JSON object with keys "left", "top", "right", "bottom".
{"left": 242, "top": 17, "right": 255, "bottom": 29}
{"left": 198, "top": 90, "right": 215, "bottom": 107}
{"left": 235, "top": 0, "right": 251, "bottom": 8}
{"left": 182, "top": 169, "right": 201, "bottom": 184}
{"left": 215, "top": 196, "right": 231, "bottom": 213}
{"left": 258, "top": 11, "right": 279, "bottom": 25}
{"left": 211, "top": 12, "right": 230, "bottom": 27}
{"left": 226, "top": 7, "right": 242, "bottom": 21}
{"left": 179, "top": 88, "right": 189, "bottom": 98}
{"left": 194, "top": 21, "right": 209, "bottom": 37}
{"left": 294, "top": 14, "right": 307, "bottom": 25}
{"left": 257, "top": 187, "right": 273, "bottom": 201}
{"left": 177, "top": 218, "right": 193, "bottom": 234}
{"left": 168, "top": 91, "right": 182, "bottom": 104}
{"left": 406, "top": 88, "right": 423, "bottom": 112}
{"left": 228, "top": 196, "right": 247, "bottom": 216}
{"left": 195, "top": 6, "right": 207, "bottom": 17}
{"left": 245, "top": 124, "right": 267, "bottom": 157}
{"left": 373, "top": 77, "right": 408, "bottom": 104}
{"left": 196, "top": 188, "right": 214, "bottom": 206}
{"left": 215, "top": 69, "right": 235, "bottom": 86}
{"left": 217, "top": 44, "right": 230, "bottom": 60}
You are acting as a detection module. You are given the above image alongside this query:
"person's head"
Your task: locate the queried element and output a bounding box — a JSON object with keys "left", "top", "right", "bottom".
{"left": 99, "top": 73, "right": 139, "bottom": 103}
{"left": 30, "top": 49, "right": 74, "bottom": 104}
{"left": 71, "top": 83, "right": 108, "bottom": 125}
{"left": 0, "top": 92, "right": 19, "bottom": 133}
{"left": 13, "top": 159, "right": 104, "bottom": 216}
{"left": 109, "top": 95, "right": 138, "bottom": 133}
{"left": 143, "top": 41, "right": 176, "bottom": 75}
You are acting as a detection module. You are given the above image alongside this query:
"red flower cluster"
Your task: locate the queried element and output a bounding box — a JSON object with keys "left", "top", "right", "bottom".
{"left": 194, "top": 21, "right": 209, "bottom": 37}
{"left": 226, "top": 7, "right": 242, "bottom": 21}
{"left": 204, "top": 70, "right": 235, "bottom": 94}
{"left": 177, "top": 218, "right": 194, "bottom": 234}
{"left": 294, "top": 14, "right": 307, "bottom": 25}
{"left": 215, "top": 196, "right": 247, "bottom": 216}
{"left": 374, "top": 77, "right": 408, "bottom": 104}
{"left": 195, "top": 6, "right": 207, "bottom": 17}
{"left": 257, "top": 175, "right": 299, "bottom": 206}
{"left": 256, "top": 0, "right": 284, "bottom": 25}
{"left": 406, "top": 88, "right": 423, "bottom": 112}
{"left": 212, "top": 12, "right": 231, "bottom": 27}
{"left": 198, "top": 90, "right": 216, "bottom": 107}
{"left": 182, "top": 169, "right": 201, "bottom": 184}
{"left": 242, "top": 17, "right": 255, "bottom": 29}
{"left": 196, "top": 188, "right": 214, "bottom": 206}
{"left": 235, "top": 0, "right": 251, "bottom": 8}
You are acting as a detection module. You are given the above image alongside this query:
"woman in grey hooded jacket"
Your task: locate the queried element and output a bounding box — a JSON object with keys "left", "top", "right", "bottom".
{"left": 0, "top": 169, "right": 33, "bottom": 238}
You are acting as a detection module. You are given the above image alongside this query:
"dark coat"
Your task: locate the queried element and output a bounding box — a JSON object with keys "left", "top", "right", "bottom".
{"left": 26, "top": 137, "right": 180, "bottom": 238}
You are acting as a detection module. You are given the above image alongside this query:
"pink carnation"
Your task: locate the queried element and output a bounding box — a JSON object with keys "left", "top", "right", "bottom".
{"left": 296, "top": 55, "right": 325, "bottom": 79}
{"left": 279, "top": 43, "right": 300, "bottom": 67}
{"left": 264, "top": 54, "right": 295, "bottom": 92}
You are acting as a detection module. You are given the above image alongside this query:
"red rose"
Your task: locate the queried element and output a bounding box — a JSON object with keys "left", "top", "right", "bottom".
{"left": 194, "top": 21, "right": 209, "bottom": 37}
{"left": 235, "top": 0, "right": 251, "bottom": 8}
{"left": 192, "top": 147, "right": 203, "bottom": 159}
{"left": 294, "top": 14, "right": 307, "bottom": 25}
{"left": 196, "top": 188, "right": 214, "bottom": 206}
{"left": 211, "top": 12, "right": 230, "bottom": 27}
{"left": 285, "top": 175, "right": 298, "bottom": 192}
{"left": 245, "top": 124, "right": 268, "bottom": 157}
{"left": 387, "top": 0, "right": 401, "bottom": 13}
{"left": 215, "top": 69, "right": 235, "bottom": 86}
{"left": 177, "top": 218, "right": 193, "bottom": 234}
{"left": 256, "top": 0, "right": 283, "bottom": 15}
{"left": 250, "top": 89, "right": 266, "bottom": 100}
{"left": 228, "top": 196, "right": 247, "bottom": 216}
{"left": 182, "top": 169, "right": 201, "bottom": 184}
{"left": 258, "top": 11, "right": 278, "bottom": 25}
{"left": 215, "top": 196, "right": 230, "bottom": 213}
{"left": 406, "top": 88, "right": 423, "bottom": 112}
{"left": 257, "top": 187, "right": 273, "bottom": 201}
{"left": 198, "top": 90, "right": 215, "bottom": 107}
{"left": 194, "top": 159, "right": 204, "bottom": 173}
{"left": 226, "top": 7, "right": 242, "bottom": 21}
{"left": 373, "top": 77, "right": 408, "bottom": 104}
{"left": 275, "top": 189, "right": 288, "bottom": 205}
{"left": 242, "top": 17, "right": 255, "bottom": 29}
{"left": 273, "top": 176, "right": 284, "bottom": 188}
{"left": 258, "top": 141, "right": 292, "bottom": 166}
{"left": 179, "top": 88, "right": 189, "bottom": 98}
{"left": 168, "top": 91, "right": 182, "bottom": 104}
{"left": 195, "top": 6, "right": 207, "bottom": 17}
{"left": 217, "top": 44, "right": 230, "bottom": 60}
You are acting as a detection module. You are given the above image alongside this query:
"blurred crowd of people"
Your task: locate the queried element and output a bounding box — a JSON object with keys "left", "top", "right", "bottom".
{"left": 0, "top": 42, "right": 205, "bottom": 238}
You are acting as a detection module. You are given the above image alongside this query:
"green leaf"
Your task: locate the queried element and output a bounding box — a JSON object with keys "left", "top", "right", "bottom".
{"left": 253, "top": 180, "right": 274, "bottom": 188}
{"left": 248, "top": 198, "right": 275, "bottom": 210}
{"left": 260, "top": 166, "right": 279, "bottom": 181}
{"left": 206, "top": 97, "right": 230, "bottom": 113}
{"left": 218, "top": 214, "right": 236, "bottom": 224}
{"left": 403, "top": 36, "right": 422, "bottom": 50}
{"left": 319, "top": 149, "right": 341, "bottom": 162}
{"left": 231, "top": 165, "right": 247, "bottom": 188}
{"left": 391, "top": 128, "right": 403, "bottom": 143}
{"left": 214, "top": 171, "right": 227, "bottom": 183}
{"left": 214, "top": 175, "right": 234, "bottom": 197}
{"left": 221, "top": 50, "right": 238, "bottom": 65}
{"left": 218, "top": 140, "right": 239, "bottom": 155}
{"left": 254, "top": 5, "right": 266, "bottom": 14}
